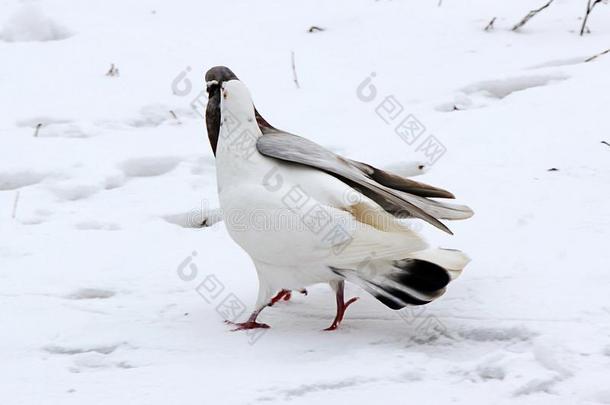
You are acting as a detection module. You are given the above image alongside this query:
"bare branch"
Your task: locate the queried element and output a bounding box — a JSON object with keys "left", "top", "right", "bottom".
{"left": 580, "top": 0, "right": 604, "bottom": 36}
{"left": 106, "top": 63, "right": 120, "bottom": 77}
{"left": 484, "top": 17, "right": 497, "bottom": 31}
{"left": 12, "top": 191, "right": 20, "bottom": 219}
{"left": 512, "top": 0, "right": 554, "bottom": 32}
{"left": 307, "top": 26, "right": 325, "bottom": 33}
{"left": 585, "top": 48, "right": 610, "bottom": 62}
{"left": 33, "top": 123, "right": 42, "bottom": 137}
{"left": 169, "top": 110, "right": 182, "bottom": 125}
{"left": 291, "top": 51, "right": 300, "bottom": 89}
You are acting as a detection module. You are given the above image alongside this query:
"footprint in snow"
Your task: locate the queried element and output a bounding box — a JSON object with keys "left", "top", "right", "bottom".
{"left": 65, "top": 288, "right": 116, "bottom": 300}
{"left": 0, "top": 170, "right": 47, "bottom": 190}
{"left": 119, "top": 156, "right": 181, "bottom": 178}
{"left": 462, "top": 74, "right": 569, "bottom": 99}
{"left": 50, "top": 183, "right": 100, "bottom": 201}
{"left": 43, "top": 343, "right": 121, "bottom": 355}
{"left": 437, "top": 73, "right": 569, "bottom": 112}
{"left": 74, "top": 221, "right": 121, "bottom": 231}
{"left": 457, "top": 325, "right": 535, "bottom": 342}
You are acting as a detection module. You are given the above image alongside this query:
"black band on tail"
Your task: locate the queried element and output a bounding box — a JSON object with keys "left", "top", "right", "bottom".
{"left": 331, "top": 259, "right": 452, "bottom": 310}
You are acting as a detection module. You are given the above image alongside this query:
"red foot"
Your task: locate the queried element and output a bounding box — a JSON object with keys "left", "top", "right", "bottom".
{"left": 225, "top": 320, "right": 270, "bottom": 331}
{"left": 324, "top": 297, "right": 359, "bottom": 331}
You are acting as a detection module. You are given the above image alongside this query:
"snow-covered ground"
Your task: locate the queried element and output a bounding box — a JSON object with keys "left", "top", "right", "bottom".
{"left": 1, "top": 0, "right": 610, "bottom": 403}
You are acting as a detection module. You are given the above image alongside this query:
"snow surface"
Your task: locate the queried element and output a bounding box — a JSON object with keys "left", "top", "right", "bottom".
{"left": 1, "top": 0, "right": 610, "bottom": 404}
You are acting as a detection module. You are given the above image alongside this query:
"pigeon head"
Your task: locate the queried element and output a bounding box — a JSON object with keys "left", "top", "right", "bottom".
{"left": 205, "top": 66, "right": 239, "bottom": 95}
{"left": 204, "top": 65, "right": 276, "bottom": 156}
{"left": 205, "top": 66, "right": 239, "bottom": 156}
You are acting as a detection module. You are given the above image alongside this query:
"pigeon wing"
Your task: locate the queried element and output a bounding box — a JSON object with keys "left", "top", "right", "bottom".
{"left": 345, "top": 159, "right": 455, "bottom": 199}
{"left": 256, "top": 131, "right": 458, "bottom": 234}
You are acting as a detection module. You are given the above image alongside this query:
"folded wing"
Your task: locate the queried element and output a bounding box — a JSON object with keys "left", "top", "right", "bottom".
{"left": 256, "top": 131, "right": 473, "bottom": 235}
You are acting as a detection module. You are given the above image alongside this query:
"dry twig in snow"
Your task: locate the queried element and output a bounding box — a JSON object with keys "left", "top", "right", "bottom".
{"left": 512, "top": 0, "right": 554, "bottom": 32}
{"left": 307, "top": 26, "right": 325, "bottom": 33}
{"left": 484, "top": 17, "right": 497, "bottom": 31}
{"left": 33, "top": 123, "right": 42, "bottom": 137}
{"left": 585, "top": 48, "right": 610, "bottom": 62}
{"left": 291, "top": 51, "right": 300, "bottom": 89}
{"left": 106, "top": 63, "right": 120, "bottom": 77}
{"left": 580, "top": 0, "right": 605, "bottom": 36}
{"left": 169, "top": 110, "right": 182, "bottom": 125}
{"left": 12, "top": 191, "right": 20, "bottom": 219}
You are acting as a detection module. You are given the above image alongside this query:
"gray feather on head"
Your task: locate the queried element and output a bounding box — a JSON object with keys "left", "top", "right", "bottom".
{"left": 205, "top": 66, "right": 238, "bottom": 86}
{"left": 205, "top": 66, "right": 240, "bottom": 156}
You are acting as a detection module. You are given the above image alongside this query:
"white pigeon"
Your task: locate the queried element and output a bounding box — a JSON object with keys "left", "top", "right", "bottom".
{"left": 204, "top": 66, "right": 473, "bottom": 331}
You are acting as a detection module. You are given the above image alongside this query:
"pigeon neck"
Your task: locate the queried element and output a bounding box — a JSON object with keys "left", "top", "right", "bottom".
{"left": 255, "top": 108, "right": 276, "bottom": 133}
{"left": 206, "top": 90, "right": 221, "bottom": 156}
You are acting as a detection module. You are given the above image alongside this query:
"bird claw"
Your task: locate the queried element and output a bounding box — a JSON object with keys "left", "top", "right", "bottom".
{"left": 225, "top": 320, "right": 270, "bottom": 331}
{"left": 323, "top": 324, "right": 339, "bottom": 331}
{"left": 323, "top": 296, "right": 359, "bottom": 331}
{"left": 344, "top": 297, "right": 359, "bottom": 308}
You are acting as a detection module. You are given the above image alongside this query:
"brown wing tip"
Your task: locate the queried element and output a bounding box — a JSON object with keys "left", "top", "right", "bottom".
{"left": 438, "top": 221, "right": 454, "bottom": 235}
{"left": 428, "top": 189, "right": 455, "bottom": 199}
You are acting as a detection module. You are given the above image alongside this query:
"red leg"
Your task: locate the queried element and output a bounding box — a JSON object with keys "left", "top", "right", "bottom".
{"left": 225, "top": 306, "right": 270, "bottom": 330}
{"left": 228, "top": 288, "right": 310, "bottom": 331}
{"left": 324, "top": 281, "right": 359, "bottom": 331}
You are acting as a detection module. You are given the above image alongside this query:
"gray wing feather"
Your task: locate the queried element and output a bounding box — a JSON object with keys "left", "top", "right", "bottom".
{"left": 346, "top": 160, "right": 455, "bottom": 199}
{"left": 256, "top": 132, "right": 472, "bottom": 234}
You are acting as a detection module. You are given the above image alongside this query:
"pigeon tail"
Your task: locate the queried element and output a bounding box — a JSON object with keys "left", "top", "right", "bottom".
{"left": 331, "top": 248, "right": 469, "bottom": 310}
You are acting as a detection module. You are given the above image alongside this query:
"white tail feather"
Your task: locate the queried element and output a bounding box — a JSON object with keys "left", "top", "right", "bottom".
{"left": 407, "top": 248, "right": 470, "bottom": 280}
